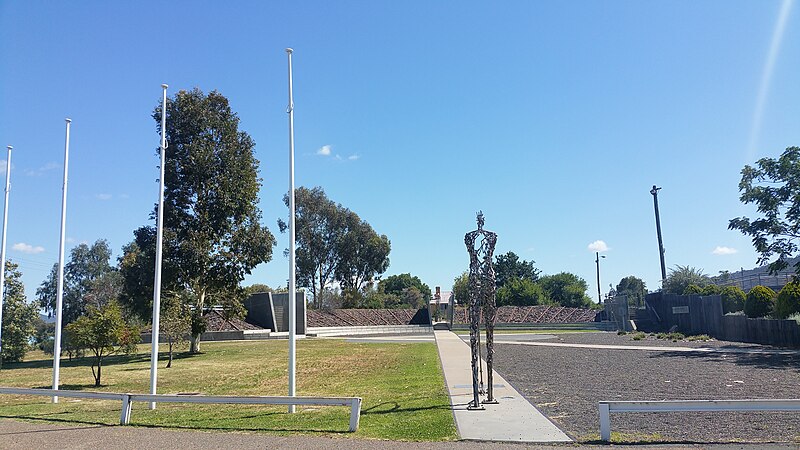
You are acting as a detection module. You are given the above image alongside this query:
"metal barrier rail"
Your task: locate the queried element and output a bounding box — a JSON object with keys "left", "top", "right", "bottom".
{"left": 599, "top": 399, "right": 800, "bottom": 441}
{"left": 0, "top": 387, "right": 362, "bottom": 432}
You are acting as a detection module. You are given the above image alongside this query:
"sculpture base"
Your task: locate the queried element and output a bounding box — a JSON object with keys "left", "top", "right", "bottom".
{"left": 467, "top": 401, "right": 485, "bottom": 411}
{"left": 482, "top": 398, "right": 499, "bottom": 404}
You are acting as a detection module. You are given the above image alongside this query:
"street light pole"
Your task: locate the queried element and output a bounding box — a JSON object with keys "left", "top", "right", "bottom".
{"left": 595, "top": 252, "right": 606, "bottom": 304}
{"left": 650, "top": 185, "right": 667, "bottom": 286}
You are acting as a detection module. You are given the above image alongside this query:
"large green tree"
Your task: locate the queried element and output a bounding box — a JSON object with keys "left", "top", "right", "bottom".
{"left": 1, "top": 262, "right": 37, "bottom": 365}
{"left": 496, "top": 277, "right": 549, "bottom": 307}
{"left": 493, "top": 252, "right": 540, "bottom": 288}
{"left": 121, "top": 88, "right": 275, "bottom": 353}
{"left": 616, "top": 276, "right": 647, "bottom": 306}
{"left": 538, "top": 272, "right": 592, "bottom": 308}
{"left": 335, "top": 211, "right": 391, "bottom": 291}
{"left": 379, "top": 273, "right": 432, "bottom": 308}
{"left": 730, "top": 147, "right": 800, "bottom": 274}
{"left": 279, "top": 186, "right": 390, "bottom": 308}
{"left": 662, "top": 265, "right": 710, "bottom": 294}
{"left": 451, "top": 272, "right": 469, "bottom": 305}
{"left": 38, "top": 240, "right": 115, "bottom": 328}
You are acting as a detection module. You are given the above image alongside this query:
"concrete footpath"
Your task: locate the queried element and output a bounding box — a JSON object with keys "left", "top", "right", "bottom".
{"left": 434, "top": 330, "right": 572, "bottom": 443}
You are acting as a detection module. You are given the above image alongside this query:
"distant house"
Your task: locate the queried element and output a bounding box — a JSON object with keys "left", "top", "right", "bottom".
{"left": 430, "top": 286, "right": 454, "bottom": 316}
{"left": 712, "top": 258, "right": 798, "bottom": 293}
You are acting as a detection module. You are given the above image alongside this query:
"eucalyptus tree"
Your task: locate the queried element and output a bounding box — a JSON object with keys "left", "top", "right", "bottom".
{"left": 121, "top": 88, "right": 275, "bottom": 352}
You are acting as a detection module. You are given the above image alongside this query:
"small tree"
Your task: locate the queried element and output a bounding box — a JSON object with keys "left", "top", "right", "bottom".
{"left": 66, "top": 302, "right": 140, "bottom": 386}
{"left": 1, "top": 261, "right": 37, "bottom": 365}
{"left": 744, "top": 285, "right": 776, "bottom": 318}
{"left": 663, "top": 265, "right": 710, "bottom": 294}
{"left": 720, "top": 286, "right": 746, "bottom": 313}
{"left": 160, "top": 296, "right": 191, "bottom": 368}
{"left": 775, "top": 281, "right": 800, "bottom": 319}
{"left": 701, "top": 284, "right": 721, "bottom": 296}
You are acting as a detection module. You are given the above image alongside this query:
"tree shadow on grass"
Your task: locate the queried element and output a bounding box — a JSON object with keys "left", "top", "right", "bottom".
{"left": 362, "top": 401, "right": 453, "bottom": 415}
{"left": 3, "top": 351, "right": 201, "bottom": 372}
{"left": 131, "top": 411, "right": 352, "bottom": 435}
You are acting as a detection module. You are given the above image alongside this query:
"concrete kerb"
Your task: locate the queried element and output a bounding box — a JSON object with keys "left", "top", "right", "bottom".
{"left": 433, "top": 330, "right": 572, "bottom": 443}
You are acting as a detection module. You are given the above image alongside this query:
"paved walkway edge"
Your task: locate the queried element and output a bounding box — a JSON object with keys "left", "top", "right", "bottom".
{"left": 434, "top": 330, "right": 572, "bottom": 443}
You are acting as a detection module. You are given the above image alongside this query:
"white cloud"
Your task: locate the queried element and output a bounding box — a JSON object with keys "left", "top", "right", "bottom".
{"left": 317, "top": 145, "right": 332, "bottom": 156}
{"left": 348, "top": 154, "right": 360, "bottom": 161}
{"left": 66, "top": 237, "right": 76, "bottom": 244}
{"left": 712, "top": 246, "right": 738, "bottom": 255}
{"left": 12, "top": 242, "right": 45, "bottom": 254}
{"left": 95, "top": 193, "right": 113, "bottom": 200}
{"left": 25, "top": 161, "right": 59, "bottom": 177}
{"left": 587, "top": 240, "right": 609, "bottom": 252}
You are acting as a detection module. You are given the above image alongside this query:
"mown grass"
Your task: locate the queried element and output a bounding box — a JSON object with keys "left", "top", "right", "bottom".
{"left": 0, "top": 339, "right": 457, "bottom": 441}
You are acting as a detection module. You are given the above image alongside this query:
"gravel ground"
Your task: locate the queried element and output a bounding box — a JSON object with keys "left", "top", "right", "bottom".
{"left": 492, "top": 332, "right": 800, "bottom": 443}
{"left": 539, "top": 332, "right": 773, "bottom": 350}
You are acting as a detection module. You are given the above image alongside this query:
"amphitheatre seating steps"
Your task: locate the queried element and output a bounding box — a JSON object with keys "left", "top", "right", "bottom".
{"left": 307, "top": 308, "right": 427, "bottom": 327}
{"left": 204, "top": 310, "right": 263, "bottom": 331}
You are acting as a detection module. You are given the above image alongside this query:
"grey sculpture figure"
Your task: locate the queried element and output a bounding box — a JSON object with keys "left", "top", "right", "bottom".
{"left": 464, "top": 211, "right": 498, "bottom": 409}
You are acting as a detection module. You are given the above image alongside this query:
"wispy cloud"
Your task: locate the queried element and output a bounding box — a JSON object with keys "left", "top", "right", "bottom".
{"left": 95, "top": 193, "right": 113, "bottom": 201}
{"left": 747, "top": 0, "right": 794, "bottom": 160}
{"left": 66, "top": 237, "right": 76, "bottom": 244}
{"left": 12, "top": 242, "right": 45, "bottom": 254}
{"left": 317, "top": 145, "right": 332, "bottom": 156}
{"left": 712, "top": 246, "right": 738, "bottom": 255}
{"left": 587, "top": 240, "right": 609, "bottom": 252}
{"left": 25, "top": 161, "right": 60, "bottom": 177}
{"left": 348, "top": 154, "right": 360, "bottom": 161}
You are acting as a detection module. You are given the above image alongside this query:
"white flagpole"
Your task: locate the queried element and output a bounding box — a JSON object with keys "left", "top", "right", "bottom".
{"left": 286, "top": 48, "right": 297, "bottom": 413}
{"left": 52, "top": 118, "right": 71, "bottom": 402}
{"left": 0, "top": 145, "right": 13, "bottom": 365}
{"left": 150, "top": 84, "right": 168, "bottom": 410}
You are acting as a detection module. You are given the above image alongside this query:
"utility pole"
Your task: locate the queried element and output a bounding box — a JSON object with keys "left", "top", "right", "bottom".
{"left": 650, "top": 185, "right": 667, "bottom": 286}
{"left": 595, "top": 252, "right": 605, "bottom": 304}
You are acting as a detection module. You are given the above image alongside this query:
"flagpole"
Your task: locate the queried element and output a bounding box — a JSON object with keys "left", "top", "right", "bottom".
{"left": 286, "top": 47, "right": 297, "bottom": 413}
{"left": 0, "top": 145, "right": 13, "bottom": 366}
{"left": 52, "top": 118, "right": 71, "bottom": 402}
{"left": 150, "top": 84, "right": 168, "bottom": 410}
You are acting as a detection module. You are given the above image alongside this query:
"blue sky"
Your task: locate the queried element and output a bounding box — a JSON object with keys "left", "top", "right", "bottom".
{"left": 1, "top": 1, "right": 799, "bottom": 303}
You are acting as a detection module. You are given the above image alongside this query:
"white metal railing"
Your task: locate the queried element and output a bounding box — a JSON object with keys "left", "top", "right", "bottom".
{"left": 599, "top": 399, "right": 800, "bottom": 441}
{"left": 0, "top": 387, "right": 362, "bottom": 432}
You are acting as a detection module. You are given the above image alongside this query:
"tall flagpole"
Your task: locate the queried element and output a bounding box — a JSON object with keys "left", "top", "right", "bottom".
{"left": 286, "top": 47, "right": 297, "bottom": 413}
{"left": 52, "top": 118, "right": 71, "bottom": 402}
{"left": 150, "top": 84, "right": 168, "bottom": 410}
{"left": 0, "top": 145, "right": 13, "bottom": 367}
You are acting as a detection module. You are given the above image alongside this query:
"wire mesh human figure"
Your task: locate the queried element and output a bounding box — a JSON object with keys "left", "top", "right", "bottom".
{"left": 464, "top": 211, "right": 498, "bottom": 409}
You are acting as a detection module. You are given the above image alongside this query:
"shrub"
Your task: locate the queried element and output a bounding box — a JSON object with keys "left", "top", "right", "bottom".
{"left": 720, "top": 286, "right": 746, "bottom": 313}
{"left": 744, "top": 285, "right": 776, "bottom": 318}
{"left": 683, "top": 284, "right": 703, "bottom": 295}
{"left": 630, "top": 331, "right": 646, "bottom": 341}
{"left": 701, "top": 284, "right": 721, "bottom": 296}
{"left": 775, "top": 281, "right": 800, "bottom": 319}
{"left": 687, "top": 334, "right": 712, "bottom": 341}
{"left": 789, "top": 312, "right": 800, "bottom": 325}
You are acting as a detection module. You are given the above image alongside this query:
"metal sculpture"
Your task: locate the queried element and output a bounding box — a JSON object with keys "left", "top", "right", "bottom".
{"left": 464, "top": 211, "right": 498, "bottom": 409}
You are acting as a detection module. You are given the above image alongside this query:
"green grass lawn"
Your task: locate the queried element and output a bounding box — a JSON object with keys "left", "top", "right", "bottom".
{"left": 0, "top": 339, "right": 457, "bottom": 441}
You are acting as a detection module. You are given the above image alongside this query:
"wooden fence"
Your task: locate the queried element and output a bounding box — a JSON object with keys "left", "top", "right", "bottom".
{"left": 645, "top": 292, "right": 800, "bottom": 347}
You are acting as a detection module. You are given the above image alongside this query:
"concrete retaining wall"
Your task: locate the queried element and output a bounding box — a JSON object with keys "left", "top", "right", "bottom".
{"left": 308, "top": 325, "right": 433, "bottom": 337}
{"left": 141, "top": 329, "right": 274, "bottom": 344}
